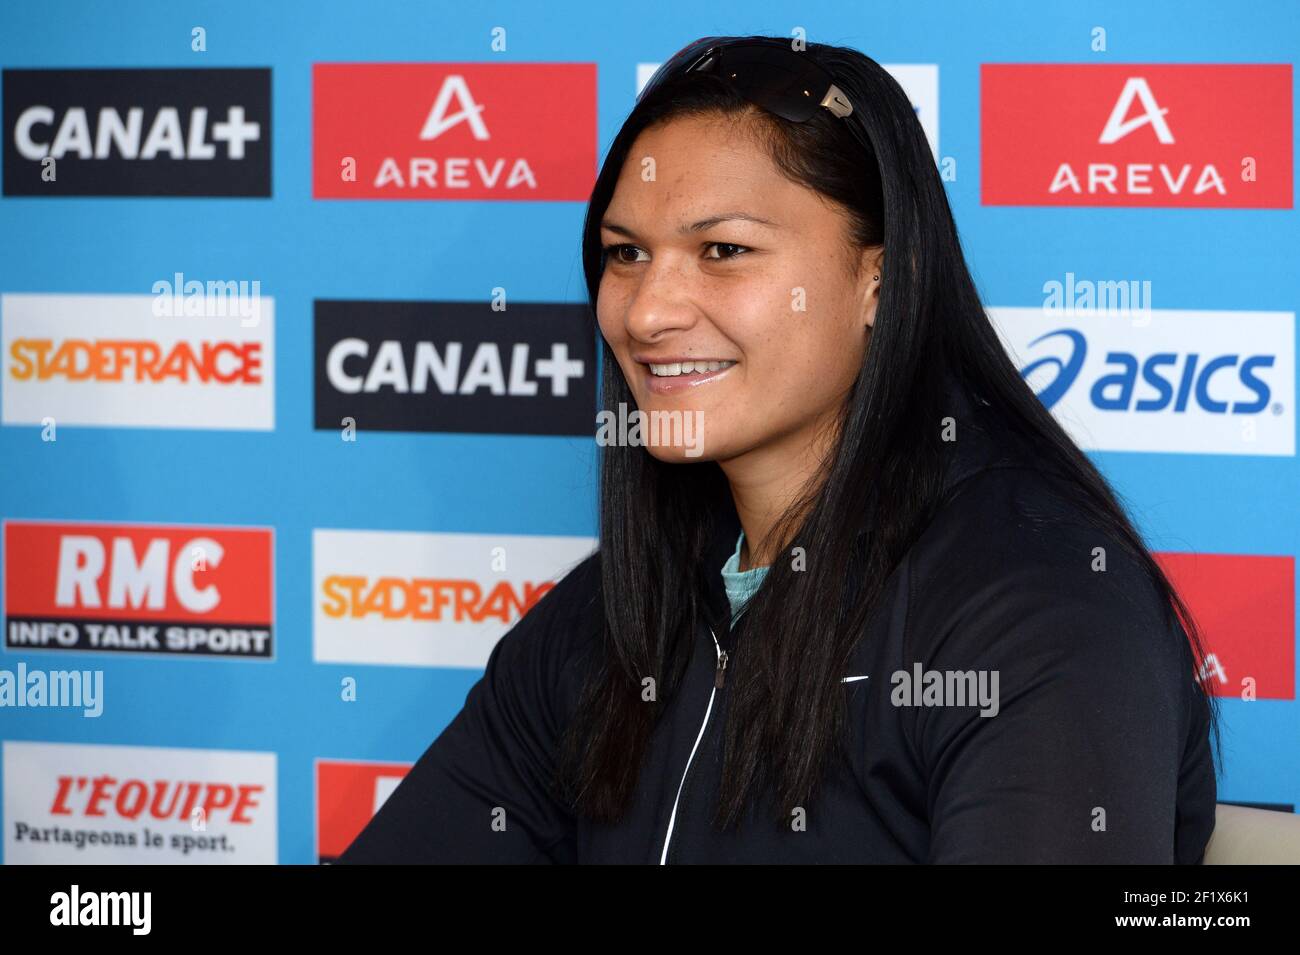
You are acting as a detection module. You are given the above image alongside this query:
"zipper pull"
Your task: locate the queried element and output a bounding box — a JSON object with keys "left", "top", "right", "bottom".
{"left": 714, "top": 649, "right": 729, "bottom": 689}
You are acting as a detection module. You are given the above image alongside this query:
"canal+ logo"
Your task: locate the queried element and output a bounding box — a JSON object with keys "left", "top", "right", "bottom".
{"left": 989, "top": 307, "right": 1294, "bottom": 456}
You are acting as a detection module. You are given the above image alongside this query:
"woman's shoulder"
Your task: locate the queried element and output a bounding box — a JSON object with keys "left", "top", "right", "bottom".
{"left": 484, "top": 547, "right": 605, "bottom": 698}
{"left": 919, "top": 392, "right": 1159, "bottom": 608}
{"left": 899, "top": 465, "right": 1204, "bottom": 773}
{"left": 903, "top": 456, "right": 1191, "bottom": 685}
{"left": 915, "top": 458, "right": 1164, "bottom": 607}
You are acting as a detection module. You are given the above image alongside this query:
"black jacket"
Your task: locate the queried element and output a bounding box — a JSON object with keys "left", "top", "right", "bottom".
{"left": 340, "top": 383, "right": 1217, "bottom": 864}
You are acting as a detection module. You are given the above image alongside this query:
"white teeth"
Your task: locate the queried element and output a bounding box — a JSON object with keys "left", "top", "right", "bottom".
{"left": 648, "top": 360, "right": 735, "bottom": 377}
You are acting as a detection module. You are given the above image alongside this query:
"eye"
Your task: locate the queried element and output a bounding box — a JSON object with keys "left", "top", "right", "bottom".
{"left": 601, "top": 243, "right": 648, "bottom": 264}
{"left": 600, "top": 241, "right": 752, "bottom": 265}
{"left": 703, "top": 242, "right": 750, "bottom": 260}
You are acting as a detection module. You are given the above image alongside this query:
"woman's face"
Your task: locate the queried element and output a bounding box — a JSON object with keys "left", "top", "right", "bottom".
{"left": 596, "top": 111, "right": 883, "bottom": 465}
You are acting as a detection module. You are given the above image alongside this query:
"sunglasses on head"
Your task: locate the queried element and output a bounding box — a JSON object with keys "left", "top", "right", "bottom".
{"left": 637, "top": 36, "right": 872, "bottom": 155}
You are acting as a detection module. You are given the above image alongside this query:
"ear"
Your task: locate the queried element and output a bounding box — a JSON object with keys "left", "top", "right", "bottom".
{"left": 860, "top": 247, "right": 884, "bottom": 329}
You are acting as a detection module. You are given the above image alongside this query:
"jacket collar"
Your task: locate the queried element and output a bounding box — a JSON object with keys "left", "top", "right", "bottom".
{"left": 700, "top": 372, "right": 1019, "bottom": 613}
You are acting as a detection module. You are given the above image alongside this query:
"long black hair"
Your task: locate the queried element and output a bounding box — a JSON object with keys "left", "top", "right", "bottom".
{"left": 558, "top": 35, "right": 1222, "bottom": 830}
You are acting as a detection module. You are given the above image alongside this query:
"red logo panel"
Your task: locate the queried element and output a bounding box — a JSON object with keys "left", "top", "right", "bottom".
{"left": 1157, "top": 552, "right": 1294, "bottom": 699}
{"left": 982, "top": 64, "right": 1292, "bottom": 207}
{"left": 316, "top": 760, "right": 412, "bottom": 862}
{"left": 4, "top": 520, "right": 274, "bottom": 658}
{"left": 312, "top": 63, "right": 597, "bottom": 200}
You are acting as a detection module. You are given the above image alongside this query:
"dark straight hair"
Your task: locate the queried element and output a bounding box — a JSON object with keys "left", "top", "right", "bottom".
{"left": 558, "top": 35, "right": 1222, "bottom": 829}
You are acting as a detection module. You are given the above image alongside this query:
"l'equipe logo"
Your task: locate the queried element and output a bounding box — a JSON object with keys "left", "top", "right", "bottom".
{"left": 4, "top": 740, "right": 277, "bottom": 863}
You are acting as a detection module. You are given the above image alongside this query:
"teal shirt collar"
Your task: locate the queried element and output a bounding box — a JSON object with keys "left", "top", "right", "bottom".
{"left": 720, "top": 531, "right": 769, "bottom": 625}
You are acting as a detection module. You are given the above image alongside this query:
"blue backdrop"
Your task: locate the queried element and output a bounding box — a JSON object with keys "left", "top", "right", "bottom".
{"left": 1, "top": 0, "right": 1297, "bottom": 863}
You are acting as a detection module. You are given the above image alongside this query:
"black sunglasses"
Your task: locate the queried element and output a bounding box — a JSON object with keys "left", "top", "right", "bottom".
{"left": 637, "top": 36, "right": 871, "bottom": 154}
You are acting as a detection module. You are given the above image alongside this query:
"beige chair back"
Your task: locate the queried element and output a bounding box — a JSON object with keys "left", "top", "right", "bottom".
{"left": 1203, "top": 803, "right": 1300, "bottom": 864}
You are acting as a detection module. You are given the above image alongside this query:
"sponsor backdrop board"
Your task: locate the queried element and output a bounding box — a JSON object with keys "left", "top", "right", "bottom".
{"left": 0, "top": 1, "right": 1297, "bottom": 862}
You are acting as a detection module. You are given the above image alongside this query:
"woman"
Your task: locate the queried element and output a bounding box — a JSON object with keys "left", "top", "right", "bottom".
{"left": 340, "top": 35, "right": 1220, "bottom": 864}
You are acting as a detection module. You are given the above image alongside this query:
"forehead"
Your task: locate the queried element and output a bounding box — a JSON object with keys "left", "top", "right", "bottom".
{"left": 603, "top": 112, "right": 826, "bottom": 231}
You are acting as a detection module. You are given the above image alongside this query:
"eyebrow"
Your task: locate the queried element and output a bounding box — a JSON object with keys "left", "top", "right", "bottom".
{"left": 600, "top": 211, "right": 782, "bottom": 238}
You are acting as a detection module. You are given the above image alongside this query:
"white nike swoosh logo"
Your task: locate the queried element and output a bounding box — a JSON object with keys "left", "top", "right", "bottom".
{"left": 841, "top": 675, "right": 870, "bottom": 683}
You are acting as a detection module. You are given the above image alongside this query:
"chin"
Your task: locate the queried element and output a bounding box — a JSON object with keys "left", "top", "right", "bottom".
{"left": 642, "top": 443, "right": 714, "bottom": 464}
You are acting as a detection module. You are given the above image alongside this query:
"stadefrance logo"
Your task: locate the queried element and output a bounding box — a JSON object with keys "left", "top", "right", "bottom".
{"left": 989, "top": 307, "right": 1294, "bottom": 456}
{"left": 1021, "top": 328, "right": 1275, "bottom": 415}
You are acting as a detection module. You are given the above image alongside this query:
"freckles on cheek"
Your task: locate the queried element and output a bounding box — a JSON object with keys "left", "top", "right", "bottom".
{"left": 595, "top": 303, "right": 622, "bottom": 348}
{"left": 597, "top": 284, "right": 631, "bottom": 338}
{"left": 596, "top": 317, "right": 617, "bottom": 348}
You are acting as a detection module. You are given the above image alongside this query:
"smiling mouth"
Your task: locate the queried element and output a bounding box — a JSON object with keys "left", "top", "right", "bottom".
{"left": 638, "top": 358, "right": 736, "bottom": 395}
{"left": 646, "top": 360, "right": 736, "bottom": 377}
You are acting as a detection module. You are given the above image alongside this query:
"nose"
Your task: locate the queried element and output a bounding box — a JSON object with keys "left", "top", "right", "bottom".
{"left": 621, "top": 253, "right": 704, "bottom": 346}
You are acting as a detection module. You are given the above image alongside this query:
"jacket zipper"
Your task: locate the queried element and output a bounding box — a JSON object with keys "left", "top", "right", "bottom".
{"left": 658, "top": 624, "right": 727, "bottom": 865}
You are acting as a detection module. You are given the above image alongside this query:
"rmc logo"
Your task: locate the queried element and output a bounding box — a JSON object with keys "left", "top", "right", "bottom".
{"left": 1021, "top": 328, "right": 1275, "bottom": 414}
